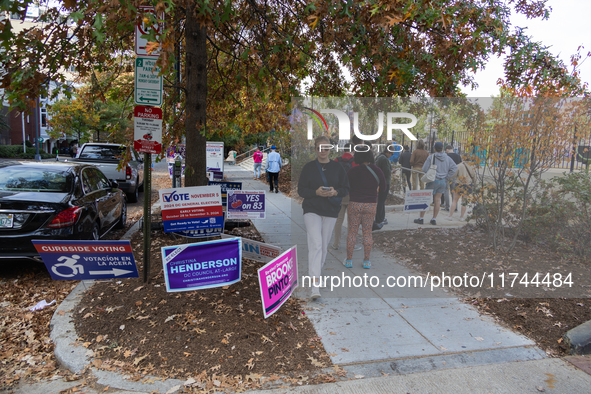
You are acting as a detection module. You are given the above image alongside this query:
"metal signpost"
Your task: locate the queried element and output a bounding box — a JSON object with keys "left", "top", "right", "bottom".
{"left": 134, "top": 5, "right": 164, "bottom": 283}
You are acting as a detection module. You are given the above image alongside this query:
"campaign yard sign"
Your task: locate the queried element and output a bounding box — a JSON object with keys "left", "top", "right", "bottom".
{"left": 175, "top": 212, "right": 225, "bottom": 239}
{"left": 221, "top": 234, "right": 282, "bottom": 263}
{"left": 403, "top": 190, "right": 433, "bottom": 212}
{"left": 208, "top": 181, "right": 242, "bottom": 206}
{"left": 258, "top": 246, "right": 297, "bottom": 318}
{"left": 227, "top": 190, "right": 266, "bottom": 219}
{"left": 32, "top": 240, "right": 138, "bottom": 281}
{"left": 159, "top": 186, "right": 223, "bottom": 233}
{"left": 161, "top": 238, "right": 242, "bottom": 292}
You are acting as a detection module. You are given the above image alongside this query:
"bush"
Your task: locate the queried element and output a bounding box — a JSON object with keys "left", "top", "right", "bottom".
{"left": 0, "top": 145, "right": 51, "bottom": 159}
{"left": 25, "top": 140, "right": 33, "bottom": 148}
{"left": 522, "top": 172, "right": 591, "bottom": 261}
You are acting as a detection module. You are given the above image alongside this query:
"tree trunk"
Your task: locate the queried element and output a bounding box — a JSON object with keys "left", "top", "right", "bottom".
{"left": 184, "top": 3, "right": 207, "bottom": 187}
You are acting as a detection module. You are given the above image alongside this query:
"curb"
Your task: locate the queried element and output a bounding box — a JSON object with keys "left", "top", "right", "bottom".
{"left": 564, "top": 320, "right": 591, "bottom": 355}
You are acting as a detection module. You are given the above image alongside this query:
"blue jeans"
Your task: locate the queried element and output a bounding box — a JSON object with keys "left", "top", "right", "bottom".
{"left": 254, "top": 162, "right": 262, "bottom": 178}
{"left": 426, "top": 179, "right": 446, "bottom": 194}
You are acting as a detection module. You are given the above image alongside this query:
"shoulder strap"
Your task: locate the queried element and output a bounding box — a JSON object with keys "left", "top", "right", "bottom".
{"left": 315, "top": 160, "right": 330, "bottom": 187}
{"left": 364, "top": 164, "right": 380, "bottom": 184}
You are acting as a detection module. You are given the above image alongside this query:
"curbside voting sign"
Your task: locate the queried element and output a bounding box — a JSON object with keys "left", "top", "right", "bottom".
{"left": 161, "top": 238, "right": 242, "bottom": 292}
{"left": 257, "top": 246, "right": 298, "bottom": 318}
{"left": 159, "top": 186, "right": 223, "bottom": 233}
{"left": 32, "top": 240, "right": 138, "bottom": 280}
{"left": 403, "top": 190, "right": 432, "bottom": 212}
{"left": 227, "top": 190, "right": 266, "bottom": 219}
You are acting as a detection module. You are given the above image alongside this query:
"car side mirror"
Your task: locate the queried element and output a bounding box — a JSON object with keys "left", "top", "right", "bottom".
{"left": 110, "top": 180, "right": 119, "bottom": 189}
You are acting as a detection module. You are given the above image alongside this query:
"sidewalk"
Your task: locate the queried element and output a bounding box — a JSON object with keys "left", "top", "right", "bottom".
{"left": 223, "top": 165, "right": 591, "bottom": 392}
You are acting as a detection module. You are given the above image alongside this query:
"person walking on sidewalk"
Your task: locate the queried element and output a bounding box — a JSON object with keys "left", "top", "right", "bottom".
{"left": 410, "top": 140, "right": 429, "bottom": 190}
{"left": 414, "top": 142, "right": 457, "bottom": 226}
{"left": 374, "top": 147, "right": 393, "bottom": 227}
{"left": 331, "top": 144, "right": 356, "bottom": 251}
{"left": 399, "top": 145, "right": 412, "bottom": 192}
{"left": 253, "top": 147, "right": 263, "bottom": 179}
{"left": 297, "top": 136, "right": 349, "bottom": 300}
{"left": 345, "top": 148, "right": 386, "bottom": 270}
{"left": 265, "top": 145, "right": 282, "bottom": 193}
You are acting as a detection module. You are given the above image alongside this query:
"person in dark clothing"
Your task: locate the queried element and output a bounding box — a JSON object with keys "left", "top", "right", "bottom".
{"left": 446, "top": 145, "right": 462, "bottom": 164}
{"left": 345, "top": 148, "right": 386, "bottom": 269}
{"left": 399, "top": 145, "right": 412, "bottom": 192}
{"left": 374, "top": 147, "right": 393, "bottom": 226}
{"left": 298, "top": 136, "right": 349, "bottom": 300}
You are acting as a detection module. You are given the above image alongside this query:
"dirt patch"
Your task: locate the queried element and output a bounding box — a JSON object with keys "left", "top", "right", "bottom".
{"left": 372, "top": 226, "right": 591, "bottom": 355}
{"left": 73, "top": 223, "right": 335, "bottom": 390}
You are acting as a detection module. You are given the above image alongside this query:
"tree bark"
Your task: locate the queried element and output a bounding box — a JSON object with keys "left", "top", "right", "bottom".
{"left": 184, "top": 2, "right": 207, "bottom": 187}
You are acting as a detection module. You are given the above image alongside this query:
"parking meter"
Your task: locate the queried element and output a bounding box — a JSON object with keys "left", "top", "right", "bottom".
{"left": 173, "top": 154, "right": 182, "bottom": 188}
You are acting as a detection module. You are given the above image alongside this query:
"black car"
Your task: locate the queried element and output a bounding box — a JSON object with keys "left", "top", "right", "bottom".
{"left": 0, "top": 161, "right": 127, "bottom": 262}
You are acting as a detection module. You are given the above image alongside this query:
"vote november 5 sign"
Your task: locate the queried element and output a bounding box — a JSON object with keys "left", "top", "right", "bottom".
{"left": 159, "top": 186, "right": 223, "bottom": 233}
{"left": 258, "top": 246, "right": 298, "bottom": 318}
{"left": 32, "top": 240, "right": 138, "bottom": 280}
{"left": 161, "top": 238, "right": 242, "bottom": 292}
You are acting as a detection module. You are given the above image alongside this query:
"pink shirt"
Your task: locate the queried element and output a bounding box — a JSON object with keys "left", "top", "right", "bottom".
{"left": 253, "top": 151, "right": 263, "bottom": 163}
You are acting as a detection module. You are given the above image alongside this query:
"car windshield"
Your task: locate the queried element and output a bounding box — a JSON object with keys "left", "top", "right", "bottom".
{"left": 0, "top": 167, "right": 73, "bottom": 192}
{"left": 79, "top": 145, "right": 126, "bottom": 160}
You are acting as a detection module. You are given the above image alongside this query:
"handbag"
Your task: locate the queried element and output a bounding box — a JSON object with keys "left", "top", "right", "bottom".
{"left": 421, "top": 155, "right": 437, "bottom": 184}
{"left": 315, "top": 160, "right": 342, "bottom": 207}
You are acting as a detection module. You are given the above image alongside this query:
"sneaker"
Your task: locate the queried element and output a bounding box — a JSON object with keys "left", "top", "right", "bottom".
{"left": 459, "top": 217, "right": 466, "bottom": 222}
{"left": 443, "top": 208, "right": 450, "bottom": 212}
{"left": 372, "top": 222, "right": 383, "bottom": 231}
{"left": 310, "top": 288, "right": 321, "bottom": 300}
{"left": 330, "top": 245, "right": 339, "bottom": 250}
{"left": 343, "top": 259, "right": 353, "bottom": 268}
{"left": 446, "top": 217, "right": 454, "bottom": 221}
{"left": 430, "top": 219, "right": 437, "bottom": 225}
{"left": 275, "top": 188, "right": 279, "bottom": 193}
{"left": 413, "top": 218, "right": 424, "bottom": 225}
{"left": 382, "top": 219, "right": 388, "bottom": 225}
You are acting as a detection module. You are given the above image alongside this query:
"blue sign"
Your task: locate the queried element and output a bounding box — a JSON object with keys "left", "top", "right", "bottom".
{"left": 32, "top": 240, "right": 139, "bottom": 280}
{"left": 161, "top": 238, "right": 242, "bottom": 292}
{"left": 175, "top": 213, "right": 225, "bottom": 238}
{"left": 405, "top": 204, "right": 429, "bottom": 211}
{"left": 208, "top": 181, "right": 242, "bottom": 206}
{"left": 227, "top": 190, "right": 266, "bottom": 219}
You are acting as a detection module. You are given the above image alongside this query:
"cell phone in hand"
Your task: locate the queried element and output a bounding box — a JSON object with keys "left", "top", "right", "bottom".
{"left": 321, "top": 187, "right": 331, "bottom": 191}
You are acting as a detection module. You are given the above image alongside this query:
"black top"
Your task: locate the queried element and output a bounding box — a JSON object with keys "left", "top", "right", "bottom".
{"left": 297, "top": 159, "right": 350, "bottom": 218}
{"left": 399, "top": 151, "right": 412, "bottom": 169}
{"left": 447, "top": 152, "right": 462, "bottom": 165}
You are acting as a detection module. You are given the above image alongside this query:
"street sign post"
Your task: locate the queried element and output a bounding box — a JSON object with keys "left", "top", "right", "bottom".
{"left": 134, "top": 105, "right": 163, "bottom": 154}
{"left": 134, "top": 57, "right": 163, "bottom": 106}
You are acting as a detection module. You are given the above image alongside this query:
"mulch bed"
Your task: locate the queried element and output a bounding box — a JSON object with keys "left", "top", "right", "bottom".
{"left": 373, "top": 226, "right": 591, "bottom": 356}
{"left": 72, "top": 222, "right": 337, "bottom": 391}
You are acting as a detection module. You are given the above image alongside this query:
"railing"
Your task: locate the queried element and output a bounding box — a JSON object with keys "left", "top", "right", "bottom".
{"left": 235, "top": 146, "right": 271, "bottom": 164}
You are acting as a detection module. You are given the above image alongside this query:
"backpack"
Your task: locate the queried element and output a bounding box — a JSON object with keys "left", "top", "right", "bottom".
{"left": 335, "top": 155, "right": 355, "bottom": 173}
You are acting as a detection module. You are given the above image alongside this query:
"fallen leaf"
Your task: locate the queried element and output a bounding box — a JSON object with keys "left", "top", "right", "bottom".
{"left": 133, "top": 354, "right": 148, "bottom": 366}
{"left": 474, "top": 337, "right": 484, "bottom": 341}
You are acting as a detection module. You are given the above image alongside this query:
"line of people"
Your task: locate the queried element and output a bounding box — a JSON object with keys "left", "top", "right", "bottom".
{"left": 297, "top": 137, "right": 476, "bottom": 300}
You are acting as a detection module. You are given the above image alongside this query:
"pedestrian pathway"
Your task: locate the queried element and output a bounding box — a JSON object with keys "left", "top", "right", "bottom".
{"left": 223, "top": 165, "right": 591, "bottom": 392}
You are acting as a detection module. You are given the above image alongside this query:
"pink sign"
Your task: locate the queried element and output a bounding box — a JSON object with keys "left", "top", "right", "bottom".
{"left": 257, "top": 246, "right": 298, "bottom": 319}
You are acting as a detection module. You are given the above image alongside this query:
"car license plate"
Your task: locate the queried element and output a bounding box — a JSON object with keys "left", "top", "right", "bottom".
{"left": 0, "top": 214, "right": 14, "bottom": 228}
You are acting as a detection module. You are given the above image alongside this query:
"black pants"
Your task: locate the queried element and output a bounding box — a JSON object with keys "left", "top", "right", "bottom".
{"left": 402, "top": 170, "right": 412, "bottom": 191}
{"left": 375, "top": 183, "right": 390, "bottom": 223}
{"left": 268, "top": 172, "right": 279, "bottom": 190}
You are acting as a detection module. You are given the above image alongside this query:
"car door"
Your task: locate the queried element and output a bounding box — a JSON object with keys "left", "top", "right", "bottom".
{"left": 93, "top": 168, "right": 121, "bottom": 229}
{"left": 81, "top": 167, "right": 113, "bottom": 232}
